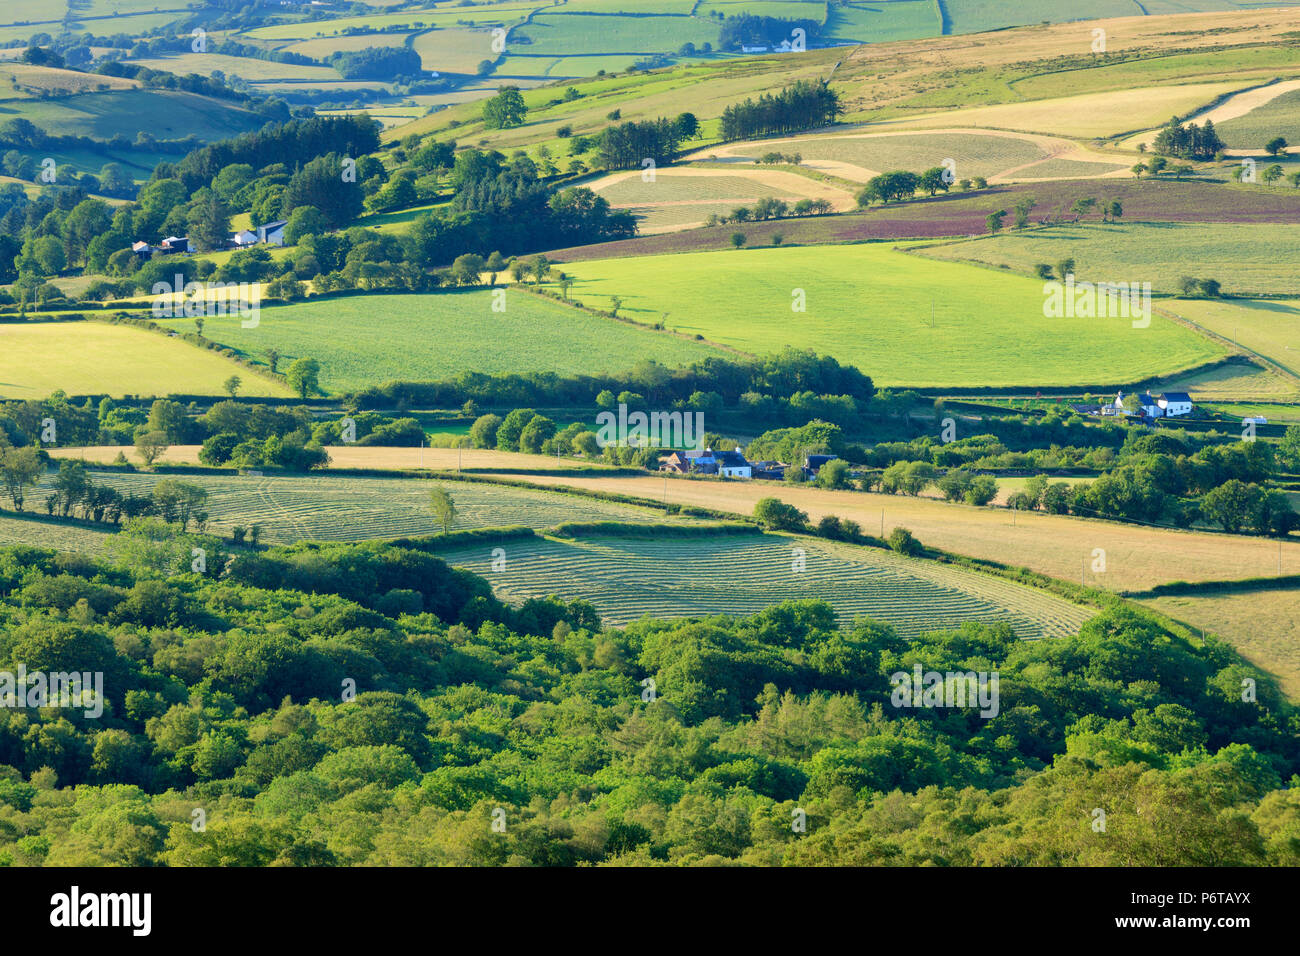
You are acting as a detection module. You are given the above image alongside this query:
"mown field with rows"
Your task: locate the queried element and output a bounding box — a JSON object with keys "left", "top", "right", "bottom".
{"left": 0, "top": 513, "right": 113, "bottom": 554}
{"left": 33, "top": 472, "right": 677, "bottom": 545}
{"left": 441, "top": 531, "right": 1098, "bottom": 638}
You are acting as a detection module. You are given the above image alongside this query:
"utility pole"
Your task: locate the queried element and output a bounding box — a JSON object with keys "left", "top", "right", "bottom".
{"left": 880, "top": 509, "right": 884, "bottom": 538}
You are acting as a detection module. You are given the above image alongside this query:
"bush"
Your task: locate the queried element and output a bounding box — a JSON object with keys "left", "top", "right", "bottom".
{"left": 887, "top": 527, "right": 922, "bottom": 556}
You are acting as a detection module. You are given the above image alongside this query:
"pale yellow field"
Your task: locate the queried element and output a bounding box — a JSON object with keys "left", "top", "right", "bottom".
{"left": 0, "top": 323, "right": 292, "bottom": 399}
{"left": 1142, "top": 590, "right": 1300, "bottom": 699}
{"left": 886, "top": 82, "right": 1253, "bottom": 140}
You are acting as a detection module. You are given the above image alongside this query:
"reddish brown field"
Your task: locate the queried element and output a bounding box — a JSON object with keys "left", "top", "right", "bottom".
{"left": 546, "top": 179, "right": 1300, "bottom": 261}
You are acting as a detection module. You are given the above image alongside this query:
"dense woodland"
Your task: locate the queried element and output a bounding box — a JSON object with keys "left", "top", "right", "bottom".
{"left": 0, "top": 526, "right": 1295, "bottom": 866}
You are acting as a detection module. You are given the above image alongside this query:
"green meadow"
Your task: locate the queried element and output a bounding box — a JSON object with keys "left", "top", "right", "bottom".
{"left": 560, "top": 243, "right": 1224, "bottom": 388}
{"left": 156, "top": 290, "right": 730, "bottom": 393}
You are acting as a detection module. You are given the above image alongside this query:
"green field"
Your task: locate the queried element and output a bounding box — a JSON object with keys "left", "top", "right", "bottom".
{"left": 34, "top": 472, "right": 677, "bottom": 545}
{"left": 1216, "top": 88, "right": 1300, "bottom": 149}
{"left": 1163, "top": 298, "right": 1300, "bottom": 380}
{"left": 0, "top": 322, "right": 292, "bottom": 399}
{"left": 918, "top": 223, "right": 1300, "bottom": 297}
{"left": 0, "top": 88, "right": 263, "bottom": 142}
{"left": 1011, "top": 158, "right": 1128, "bottom": 179}
{"left": 560, "top": 243, "right": 1224, "bottom": 388}
{"left": 441, "top": 531, "right": 1097, "bottom": 637}
{"left": 156, "top": 291, "right": 730, "bottom": 393}
{"left": 824, "top": 1, "right": 940, "bottom": 43}
{"left": 512, "top": 13, "right": 722, "bottom": 56}
{"left": 945, "top": 0, "right": 1140, "bottom": 34}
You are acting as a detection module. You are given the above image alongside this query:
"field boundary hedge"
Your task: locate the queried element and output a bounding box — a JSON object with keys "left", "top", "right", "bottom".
{"left": 546, "top": 520, "right": 761, "bottom": 538}
{"left": 387, "top": 526, "right": 538, "bottom": 553}
{"left": 1122, "top": 574, "right": 1300, "bottom": 599}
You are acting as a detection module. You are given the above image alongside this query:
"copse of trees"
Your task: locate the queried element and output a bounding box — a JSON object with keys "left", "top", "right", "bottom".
{"left": 719, "top": 14, "right": 821, "bottom": 50}
{"left": 327, "top": 46, "right": 423, "bottom": 81}
{"left": 719, "top": 81, "right": 839, "bottom": 142}
{"left": 596, "top": 116, "right": 690, "bottom": 170}
{"left": 1152, "top": 116, "right": 1224, "bottom": 161}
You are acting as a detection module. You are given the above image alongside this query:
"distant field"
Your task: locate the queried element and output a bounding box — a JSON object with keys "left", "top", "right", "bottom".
{"left": 1163, "top": 298, "right": 1300, "bottom": 380}
{"left": 824, "top": 0, "right": 939, "bottom": 43}
{"left": 560, "top": 243, "right": 1224, "bottom": 388}
{"left": 131, "top": 53, "right": 343, "bottom": 83}
{"left": 944, "top": 0, "right": 1139, "bottom": 34}
{"left": 441, "top": 531, "right": 1097, "bottom": 638}
{"left": 244, "top": 3, "right": 542, "bottom": 39}
{"left": 32, "top": 471, "right": 675, "bottom": 545}
{"left": 0, "top": 89, "right": 263, "bottom": 142}
{"left": 1157, "top": 361, "right": 1298, "bottom": 403}
{"left": 0, "top": 322, "right": 292, "bottom": 399}
{"left": 283, "top": 33, "right": 412, "bottom": 59}
{"left": 512, "top": 13, "right": 721, "bottom": 56}
{"left": 0, "top": 62, "right": 137, "bottom": 95}
{"left": 918, "top": 223, "right": 1300, "bottom": 297}
{"left": 154, "top": 291, "right": 730, "bottom": 393}
{"left": 413, "top": 27, "right": 501, "bottom": 75}
{"left": 1011, "top": 158, "right": 1128, "bottom": 180}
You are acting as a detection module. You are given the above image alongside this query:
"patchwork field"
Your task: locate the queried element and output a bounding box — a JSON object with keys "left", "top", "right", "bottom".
{"left": 559, "top": 243, "right": 1224, "bottom": 387}
{"left": 31, "top": 471, "right": 676, "bottom": 545}
{"left": 154, "top": 291, "right": 730, "bottom": 393}
{"left": 511, "top": 13, "right": 722, "bottom": 56}
{"left": 0, "top": 322, "right": 292, "bottom": 399}
{"left": 917, "top": 222, "right": 1300, "bottom": 296}
{"left": 440, "top": 531, "right": 1097, "bottom": 638}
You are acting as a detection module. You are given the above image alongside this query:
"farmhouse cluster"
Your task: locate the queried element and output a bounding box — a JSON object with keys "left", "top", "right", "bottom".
{"left": 128, "top": 221, "right": 289, "bottom": 260}
{"left": 1071, "top": 390, "right": 1195, "bottom": 421}
{"left": 659, "top": 447, "right": 839, "bottom": 481}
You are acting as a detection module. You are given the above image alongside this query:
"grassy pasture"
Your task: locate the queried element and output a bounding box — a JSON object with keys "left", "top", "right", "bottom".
{"left": 1163, "top": 298, "right": 1300, "bottom": 381}
{"left": 824, "top": 1, "right": 939, "bottom": 43}
{"left": 559, "top": 243, "right": 1224, "bottom": 388}
{"left": 1010, "top": 158, "right": 1128, "bottom": 179}
{"left": 918, "top": 223, "right": 1300, "bottom": 297}
{"left": 413, "top": 27, "right": 501, "bottom": 74}
{"left": 944, "top": 0, "right": 1139, "bottom": 34}
{"left": 35, "top": 471, "right": 674, "bottom": 545}
{"left": 1142, "top": 589, "right": 1300, "bottom": 699}
{"left": 282, "top": 33, "right": 413, "bottom": 59}
{"left": 153, "top": 291, "right": 730, "bottom": 393}
{"left": 0, "top": 322, "right": 292, "bottom": 399}
{"left": 596, "top": 173, "right": 791, "bottom": 205}
{"left": 244, "top": 3, "right": 542, "bottom": 40}
{"left": 875, "top": 82, "right": 1253, "bottom": 139}
{"left": 441, "top": 531, "right": 1096, "bottom": 638}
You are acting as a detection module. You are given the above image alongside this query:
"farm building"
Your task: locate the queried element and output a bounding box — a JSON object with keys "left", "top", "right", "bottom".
{"left": 258, "top": 220, "right": 289, "bottom": 246}
{"left": 159, "top": 236, "right": 189, "bottom": 253}
{"left": 661, "top": 448, "right": 753, "bottom": 478}
{"left": 1158, "top": 392, "right": 1194, "bottom": 416}
{"left": 231, "top": 229, "right": 259, "bottom": 247}
{"left": 749, "top": 460, "right": 786, "bottom": 480}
